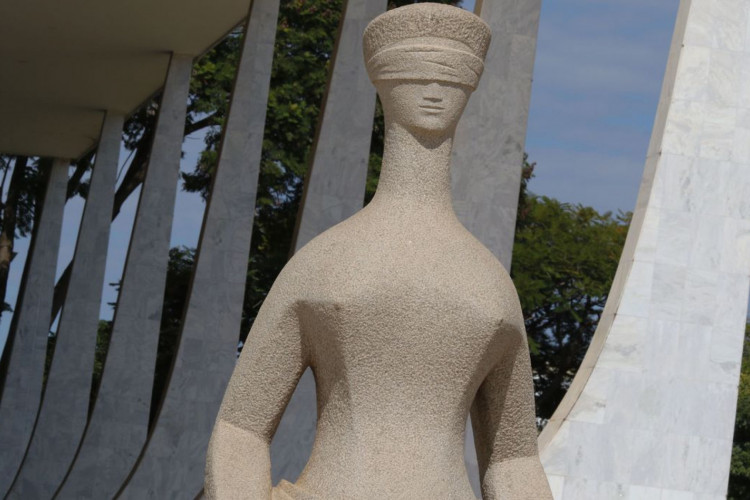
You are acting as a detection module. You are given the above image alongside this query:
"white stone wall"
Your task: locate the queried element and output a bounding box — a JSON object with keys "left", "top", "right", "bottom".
{"left": 539, "top": 0, "right": 750, "bottom": 497}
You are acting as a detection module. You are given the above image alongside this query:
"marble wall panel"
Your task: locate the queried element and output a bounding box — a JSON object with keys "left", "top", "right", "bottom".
{"left": 539, "top": 1, "right": 750, "bottom": 497}
{"left": 55, "top": 53, "right": 193, "bottom": 500}
{"left": 7, "top": 112, "right": 123, "bottom": 499}
{"left": 118, "top": 1, "right": 280, "bottom": 497}
{"left": 0, "top": 159, "right": 68, "bottom": 498}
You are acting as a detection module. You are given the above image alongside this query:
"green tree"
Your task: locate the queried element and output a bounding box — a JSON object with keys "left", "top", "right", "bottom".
{"left": 511, "top": 158, "right": 630, "bottom": 423}
{"left": 89, "top": 319, "right": 113, "bottom": 414}
{"left": 0, "top": 156, "right": 50, "bottom": 318}
{"left": 150, "top": 246, "right": 195, "bottom": 426}
{"left": 729, "top": 324, "right": 750, "bottom": 498}
{"left": 0, "top": 157, "right": 55, "bottom": 391}
{"left": 76, "top": 248, "right": 195, "bottom": 426}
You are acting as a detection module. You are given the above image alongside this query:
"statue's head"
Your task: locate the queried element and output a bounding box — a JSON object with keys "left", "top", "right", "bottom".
{"left": 363, "top": 3, "right": 491, "bottom": 136}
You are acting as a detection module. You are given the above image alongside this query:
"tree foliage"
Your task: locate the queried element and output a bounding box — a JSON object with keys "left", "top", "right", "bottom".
{"left": 89, "top": 319, "right": 113, "bottom": 415}
{"left": 729, "top": 324, "right": 750, "bottom": 498}
{"left": 81, "top": 248, "right": 195, "bottom": 427}
{"left": 0, "top": 157, "right": 49, "bottom": 317}
{"left": 512, "top": 158, "right": 630, "bottom": 422}
{"left": 151, "top": 246, "right": 195, "bottom": 426}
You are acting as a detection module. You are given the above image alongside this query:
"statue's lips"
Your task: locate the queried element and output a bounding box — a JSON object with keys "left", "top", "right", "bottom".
{"left": 419, "top": 104, "right": 444, "bottom": 111}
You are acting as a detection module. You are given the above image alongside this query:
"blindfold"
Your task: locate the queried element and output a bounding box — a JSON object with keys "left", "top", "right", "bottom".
{"left": 366, "top": 44, "right": 484, "bottom": 90}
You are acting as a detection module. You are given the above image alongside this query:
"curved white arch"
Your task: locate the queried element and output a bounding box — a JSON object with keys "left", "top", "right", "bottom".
{"left": 538, "top": 0, "right": 750, "bottom": 497}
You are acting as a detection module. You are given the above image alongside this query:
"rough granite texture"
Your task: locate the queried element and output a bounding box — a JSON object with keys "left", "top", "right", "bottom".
{"left": 274, "top": 2, "right": 544, "bottom": 492}
{"left": 273, "top": 0, "right": 386, "bottom": 487}
{"left": 451, "top": 1, "right": 542, "bottom": 489}
{"left": 206, "top": 4, "right": 551, "bottom": 499}
{"left": 362, "top": 4, "right": 490, "bottom": 63}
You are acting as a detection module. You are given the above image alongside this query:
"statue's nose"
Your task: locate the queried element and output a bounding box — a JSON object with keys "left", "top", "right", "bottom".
{"left": 423, "top": 82, "right": 443, "bottom": 102}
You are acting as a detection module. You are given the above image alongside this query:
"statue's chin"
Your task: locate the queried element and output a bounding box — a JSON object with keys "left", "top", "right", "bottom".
{"left": 403, "top": 124, "right": 457, "bottom": 145}
{"left": 400, "top": 116, "right": 456, "bottom": 135}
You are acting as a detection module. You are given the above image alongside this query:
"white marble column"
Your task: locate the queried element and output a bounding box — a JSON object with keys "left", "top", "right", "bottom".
{"left": 118, "top": 2, "right": 280, "bottom": 498}
{"left": 0, "top": 158, "right": 68, "bottom": 498}
{"left": 452, "top": 0, "right": 541, "bottom": 270}
{"left": 55, "top": 53, "right": 192, "bottom": 500}
{"left": 7, "top": 111, "right": 123, "bottom": 499}
{"left": 539, "top": 1, "right": 750, "bottom": 498}
{"left": 271, "top": 0, "right": 387, "bottom": 486}
{"left": 291, "top": 0, "right": 385, "bottom": 252}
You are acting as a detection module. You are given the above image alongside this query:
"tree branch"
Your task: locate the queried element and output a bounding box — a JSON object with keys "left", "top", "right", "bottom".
{"left": 185, "top": 113, "right": 217, "bottom": 137}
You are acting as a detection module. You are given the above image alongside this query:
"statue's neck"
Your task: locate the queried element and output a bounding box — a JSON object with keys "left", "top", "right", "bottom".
{"left": 370, "top": 121, "right": 454, "bottom": 215}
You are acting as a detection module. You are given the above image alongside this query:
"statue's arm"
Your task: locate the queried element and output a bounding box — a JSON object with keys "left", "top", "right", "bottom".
{"left": 205, "top": 271, "right": 308, "bottom": 499}
{"left": 470, "top": 313, "right": 552, "bottom": 500}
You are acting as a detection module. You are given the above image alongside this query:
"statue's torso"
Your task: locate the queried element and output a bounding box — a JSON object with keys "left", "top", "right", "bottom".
{"left": 284, "top": 206, "right": 524, "bottom": 499}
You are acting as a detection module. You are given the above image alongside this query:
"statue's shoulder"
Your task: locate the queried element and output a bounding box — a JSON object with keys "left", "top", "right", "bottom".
{"left": 451, "top": 228, "right": 525, "bottom": 320}
{"left": 291, "top": 225, "right": 350, "bottom": 266}
{"left": 278, "top": 225, "right": 357, "bottom": 289}
{"left": 453, "top": 224, "right": 510, "bottom": 276}
{"left": 292, "top": 212, "right": 371, "bottom": 262}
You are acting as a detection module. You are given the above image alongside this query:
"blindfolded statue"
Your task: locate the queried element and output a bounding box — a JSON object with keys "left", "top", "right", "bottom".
{"left": 206, "top": 4, "right": 553, "bottom": 499}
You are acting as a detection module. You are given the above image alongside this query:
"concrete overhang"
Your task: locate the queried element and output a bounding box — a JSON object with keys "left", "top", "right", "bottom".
{"left": 0, "top": 0, "right": 251, "bottom": 160}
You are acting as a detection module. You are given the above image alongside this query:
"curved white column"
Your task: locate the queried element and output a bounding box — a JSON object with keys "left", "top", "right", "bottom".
{"left": 539, "top": 1, "right": 750, "bottom": 497}
{"left": 118, "top": 1, "right": 280, "bottom": 497}
{"left": 290, "top": 0, "right": 385, "bottom": 252}
{"left": 8, "top": 112, "right": 123, "bottom": 499}
{"left": 452, "top": 0, "right": 541, "bottom": 269}
{"left": 55, "top": 53, "right": 192, "bottom": 500}
{"left": 0, "top": 158, "right": 68, "bottom": 498}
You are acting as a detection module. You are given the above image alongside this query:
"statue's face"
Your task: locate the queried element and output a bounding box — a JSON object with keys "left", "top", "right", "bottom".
{"left": 377, "top": 80, "right": 471, "bottom": 136}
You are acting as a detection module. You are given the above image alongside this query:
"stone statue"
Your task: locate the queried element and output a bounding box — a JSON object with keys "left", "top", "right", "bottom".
{"left": 205, "top": 4, "right": 552, "bottom": 499}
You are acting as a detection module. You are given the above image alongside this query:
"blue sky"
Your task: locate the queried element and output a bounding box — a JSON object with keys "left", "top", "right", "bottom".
{"left": 0, "top": 0, "right": 681, "bottom": 350}
{"left": 525, "top": 0, "right": 679, "bottom": 213}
